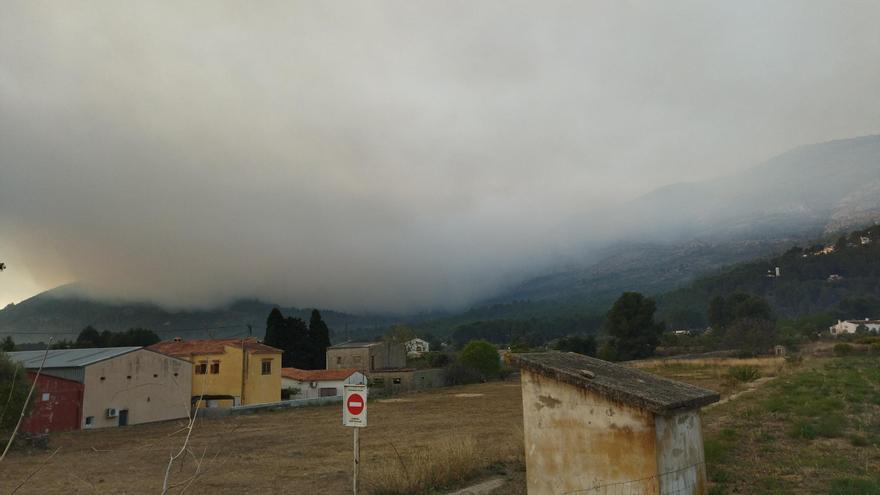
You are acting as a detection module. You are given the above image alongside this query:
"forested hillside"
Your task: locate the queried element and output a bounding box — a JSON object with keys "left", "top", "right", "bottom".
{"left": 658, "top": 226, "right": 880, "bottom": 327}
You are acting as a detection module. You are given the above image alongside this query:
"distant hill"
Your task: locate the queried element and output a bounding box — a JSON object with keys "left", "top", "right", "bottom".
{"left": 6, "top": 136, "right": 879, "bottom": 343}
{"left": 0, "top": 285, "right": 396, "bottom": 343}
{"left": 656, "top": 225, "right": 880, "bottom": 327}
{"left": 488, "top": 135, "right": 880, "bottom": 306}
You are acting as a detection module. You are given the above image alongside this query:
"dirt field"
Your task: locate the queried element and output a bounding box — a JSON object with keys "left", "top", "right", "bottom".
{"left": 0, "top": 380, "right": 525, "bottom": 494}
{"left": 6, "top": 355, "right": 874, "bottom": 494}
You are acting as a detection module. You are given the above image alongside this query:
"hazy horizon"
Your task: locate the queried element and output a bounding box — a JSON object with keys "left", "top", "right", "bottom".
{"left": 2, "top": 1, "right": 880, "bottom": 311}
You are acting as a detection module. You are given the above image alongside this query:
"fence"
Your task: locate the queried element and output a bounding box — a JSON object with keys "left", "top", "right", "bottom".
{"left": 560, "top": 462, "right": 706, "bottom": 495}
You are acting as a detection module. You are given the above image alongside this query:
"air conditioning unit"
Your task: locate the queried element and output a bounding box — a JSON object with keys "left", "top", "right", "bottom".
{"left": 309, "top": 381, "right": 318, "bottom": 389}
{"left": 106, "top": 407, "right": 118, "bottom": 418}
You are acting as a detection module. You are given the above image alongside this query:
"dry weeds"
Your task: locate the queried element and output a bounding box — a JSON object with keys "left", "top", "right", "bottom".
{"left": 0, "top": 380, "right": 525, "bottom": 494}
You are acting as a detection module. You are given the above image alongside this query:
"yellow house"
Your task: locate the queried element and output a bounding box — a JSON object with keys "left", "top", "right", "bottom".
{"left": 149, "top": 337, "right": 282, "bottom": 408}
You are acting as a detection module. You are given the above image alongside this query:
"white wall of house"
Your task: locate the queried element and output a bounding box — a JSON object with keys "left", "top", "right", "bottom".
{"left": 405, "top": 338, "right": 430, "bottom": 356}
{"left": 282, "top": 372, "right": 366, "bottom": 400}
{"left": 830, "top": 320, "right": 880, "bottom": 335}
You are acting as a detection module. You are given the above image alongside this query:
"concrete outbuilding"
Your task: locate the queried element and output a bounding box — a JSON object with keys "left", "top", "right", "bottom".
{"left": 9, "top": 347, "right": 192, "bottom": 430}
{"left": 326, "top": 341, "right": 406, "bottom": 373}
{"left": 511, "top": 352, "right": 719, "bottom": 495}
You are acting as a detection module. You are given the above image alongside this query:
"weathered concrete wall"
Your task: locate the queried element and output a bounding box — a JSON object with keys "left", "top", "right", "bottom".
{"left": 367, "top": 368, "right": 445, "bottom": 395}
{"left": 82, "top": 349, "right": 192, "bottom": 429}
{"left": 521, "top": 369, "right": 660, "bottom": 495}
{"left": 327, "top": 343, "right": 406, "bottom": 372}
{"left": 327, "top": 347, "right": 371, "bottom": 372}
{"left": 655, "top": 411, "right": 708, "bottom": 495}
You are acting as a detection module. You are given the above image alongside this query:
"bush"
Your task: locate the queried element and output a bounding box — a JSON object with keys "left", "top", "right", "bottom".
{"left": 425, "top": 352, "right": 451, "bottom": 368}
{"left": 834, "top": 343, "right": 854, "bottom": 356}
{"left": 281, "top": 387, "right": 301, "bottom": 400}
{"left": 727, "top": 366, "right": 761, "bottom": 383}
{"left": 459, "top": 340, "right": 501, "bottom": 379}
{"left": 444, "top": 363, "right": 483, "bottom": 386}
{"left": 784, "top": 354, "right": 804, "bottom": 367}
{"left": 0, "top": 351, "right": 32, "bottom": 432}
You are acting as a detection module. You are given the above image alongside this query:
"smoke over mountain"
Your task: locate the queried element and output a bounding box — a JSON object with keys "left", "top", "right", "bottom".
{"left": 1, "top": 1, "right": 879, "bottom": 311}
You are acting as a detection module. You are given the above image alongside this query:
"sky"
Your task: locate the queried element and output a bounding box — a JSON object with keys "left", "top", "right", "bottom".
{"left": 1, "top": 1, "right": 879, "bottom": 312}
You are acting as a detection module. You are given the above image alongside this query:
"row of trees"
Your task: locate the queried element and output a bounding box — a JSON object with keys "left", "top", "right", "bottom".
{"left": 74, "top": 326, "right": 160, "bottom": 348}
{"left": 264, "top": 308, "right": 331, "bottom": 369}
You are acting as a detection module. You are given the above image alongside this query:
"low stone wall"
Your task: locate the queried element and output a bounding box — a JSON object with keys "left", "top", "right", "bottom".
{"left": 367, "top": 368, "right": 446, "bottom": 396}
{"left": 198, "top": 396, "right": 342, "bottom": 419}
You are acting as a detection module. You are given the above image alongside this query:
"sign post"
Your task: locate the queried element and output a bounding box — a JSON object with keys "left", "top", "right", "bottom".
{"left": 343, "top": 384, "right": 367, "bottom": 495}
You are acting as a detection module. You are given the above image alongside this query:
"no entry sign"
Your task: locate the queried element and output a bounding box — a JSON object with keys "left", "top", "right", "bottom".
{"left": 343, "top": 384, "right": 367, "bottom": 427}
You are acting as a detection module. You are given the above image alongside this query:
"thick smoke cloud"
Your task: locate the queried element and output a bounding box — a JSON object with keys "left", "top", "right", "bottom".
{"left": 1, "top": 1, "right": 879, "bottom": 311}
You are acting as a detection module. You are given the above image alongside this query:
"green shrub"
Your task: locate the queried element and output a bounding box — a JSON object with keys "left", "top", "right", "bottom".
{"left": 459, "top": 340, "right": 501, "bottom": 379}
{"left": 444, "top": 362, "right": 483, "bottom": 386}
{"left": 784, "top": 354, "right": 804, "bottom": 367}
{"left": 849, "top": 434, "right": 870, "bottom": 447}
{"left": 424, "top": 352, "right": 451, "bottom": 368}
{"left": 834, "top": 343, "right": 854, "bottom": 356}
{"left": 0, "top": 351, "right": 32, "bottom": 432}
{"left": 829, "top": 478, "right": 880, "bottom": 495}
{"left": 727, "top": 365, "right": 761, "bottom": 383}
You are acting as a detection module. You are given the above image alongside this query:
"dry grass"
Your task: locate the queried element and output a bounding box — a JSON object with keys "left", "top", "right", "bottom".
{"left": 365, "top": 435, "right": 520, "bottom": 494}
{"left": 630, "top": 356, "right": 786, "bottom": 397}
{"left": 0, "top": 380, "right": 525, "bottom": 494}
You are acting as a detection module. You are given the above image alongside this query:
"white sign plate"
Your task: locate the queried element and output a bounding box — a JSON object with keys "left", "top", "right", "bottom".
{"left": 343, "top": 384, "right": 368, "bottom": 428}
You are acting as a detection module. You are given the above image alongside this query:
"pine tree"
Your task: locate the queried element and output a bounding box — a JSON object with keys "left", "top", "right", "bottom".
{"left": 604, "top": 292, "right": 665, "bottom": 361}
{"left": 308, "top": 309, "right": 331, "bottom": 369}
{"left": 264, "top": 308, "right": 285, "bottom": 349}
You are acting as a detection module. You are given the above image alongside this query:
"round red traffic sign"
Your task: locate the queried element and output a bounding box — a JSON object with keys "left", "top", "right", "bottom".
{"left": 347, "top": 393, "right": 365, "bottom": 415}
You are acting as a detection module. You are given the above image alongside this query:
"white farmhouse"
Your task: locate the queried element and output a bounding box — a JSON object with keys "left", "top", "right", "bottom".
{"left": 404, "top": 338, "right": 430, "bottom": 357}
{"left": 829, "top": 319, "right": 880, "bottom": 335}
{"left": 281, "top": 368, "right": 365, "bottom": 400}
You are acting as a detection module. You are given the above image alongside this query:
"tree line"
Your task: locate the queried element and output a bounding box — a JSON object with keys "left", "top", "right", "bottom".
{"left": 264, "top": 308, "right": 331, "bottom": 369}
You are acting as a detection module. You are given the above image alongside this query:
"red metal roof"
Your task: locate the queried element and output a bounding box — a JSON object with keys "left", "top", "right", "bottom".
{"left": 149, "top": 337, "right": 281, "bottom": 358}
{"left": 281, "top": 368, "right": 359, "bottom": 382}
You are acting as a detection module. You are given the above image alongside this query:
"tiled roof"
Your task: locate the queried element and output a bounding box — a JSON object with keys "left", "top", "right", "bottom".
{"left": 7, "top": 347, "right": 141, "bottom": 369}
{"left": 510, "top": 352, "right": 720, "bottom": 414}
{"left": 149, "top": 337, "right": 281, "bottom": 358}
{"left": 281, "top": 368, "right": 360, "bottom": 381}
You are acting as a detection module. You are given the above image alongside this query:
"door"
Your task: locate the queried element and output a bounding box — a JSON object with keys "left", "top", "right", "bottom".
{"left": 118, "top": 409, "right": 129, "bottom": 427}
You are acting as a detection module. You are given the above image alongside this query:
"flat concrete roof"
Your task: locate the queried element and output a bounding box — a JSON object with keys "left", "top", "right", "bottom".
{"left": 510, "top": 352, "right": 720, "bottom": 414}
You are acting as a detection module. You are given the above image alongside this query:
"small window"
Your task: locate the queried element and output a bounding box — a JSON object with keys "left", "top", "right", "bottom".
{"left": 42, "top": 393, "right": 50, "bottom": 401}
{"left": 153, "top": 374, "right": 158, "bottom": 378}
{"left": 210, "top": 361, "right": 220, "bottom": 374}
{"left": 336, "top": 356, "right": 342, "bottom": 365}
{"left": 100, "top": 376, "right": 106, "bottom": 381}
{"left": 126, "top": 375, "right": 132, "bottom": 380}
{"left": 173, "top": 372, "right": 179, "bottom": 377}
{"left": 195, "top": 362, "right": 208, "bottom": 375}
{"left": 261, "top": 359, "right": 272, "bottom": 375}
{"left": 393, "top": 378, "right": 402, "bottom": 385}
{"left": 372, "top": 378, "right": 385, "bottom": 386}
{"left": 85, "top": 416, "right": 94, "bottom": 428}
